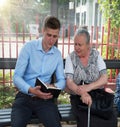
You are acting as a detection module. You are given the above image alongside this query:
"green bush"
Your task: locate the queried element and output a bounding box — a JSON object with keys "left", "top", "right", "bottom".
{"left": 58, "top": 91, "right": 70, "bottom": 104}
{"left": 0, "top": 85, "right": 70, "bottom": 108}
{"left": 0, "top": 85, "right": 15, "bottom": 109}
{"left": 0, "top": 70, "right": 70, "bottom": 108}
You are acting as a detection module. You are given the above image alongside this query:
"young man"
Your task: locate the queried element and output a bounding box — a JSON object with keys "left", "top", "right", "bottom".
{"left": 11, "top": 16, "right": 65, "bottom": 127}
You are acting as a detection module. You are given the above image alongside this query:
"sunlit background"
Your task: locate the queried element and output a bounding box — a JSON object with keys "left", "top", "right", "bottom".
{"left": 0, "top": 0, "right": 7, "bottom": 7}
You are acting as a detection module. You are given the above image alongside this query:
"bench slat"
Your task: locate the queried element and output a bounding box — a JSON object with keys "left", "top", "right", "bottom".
{"left": 0, "top": 104, "right": 76, "bottom": 126}
{"left": 1, "top": 58, "right": 120, "bottom": 69}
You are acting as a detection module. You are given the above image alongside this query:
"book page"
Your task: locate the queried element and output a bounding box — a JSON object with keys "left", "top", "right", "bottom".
{"left": 37, "top": 77, "right": 61, "bottom": 90}
{"left": 36, "top": 78, "right": 61, "bottom": 98}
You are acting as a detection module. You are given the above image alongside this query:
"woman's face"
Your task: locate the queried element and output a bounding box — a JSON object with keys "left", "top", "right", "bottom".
{"left": 42, "top": 27, "right": 59, "bottom": 52}
{"left": 74, "top": 34, "right": 90, "bottom": 57}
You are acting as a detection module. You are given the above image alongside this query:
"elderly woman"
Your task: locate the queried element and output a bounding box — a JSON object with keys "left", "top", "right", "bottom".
{"left": 65, "top": 29, "right": 117, "bottom": 127}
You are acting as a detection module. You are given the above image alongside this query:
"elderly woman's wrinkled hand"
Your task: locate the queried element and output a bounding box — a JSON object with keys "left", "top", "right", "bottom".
{"left": 76, "top": 85, "right": 87, "bottom": 95}
{"left": 81, "top": 92, "right": 92, "bottom": 106}
{"left": 76, "top": 86, "right": 92, "bottom": 106}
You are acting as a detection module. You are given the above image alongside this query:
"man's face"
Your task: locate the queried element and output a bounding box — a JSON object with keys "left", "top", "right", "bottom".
{"left": 42, "top": 28, "right": 59, "bottom": 51}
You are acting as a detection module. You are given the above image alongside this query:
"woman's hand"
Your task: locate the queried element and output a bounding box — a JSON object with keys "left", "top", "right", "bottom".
{"left": 80, "top": 92, "right": 92, "bottom": 106}
{"left": 76, "top": 85, "right": 92, "bottom": 106}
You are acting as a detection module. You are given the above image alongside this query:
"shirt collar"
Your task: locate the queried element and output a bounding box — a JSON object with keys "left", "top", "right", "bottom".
{"left": 37, "top": 37, "right": 54, "bottom": 54}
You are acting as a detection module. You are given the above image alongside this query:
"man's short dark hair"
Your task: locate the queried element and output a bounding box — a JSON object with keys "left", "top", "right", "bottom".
{"left": 43, "top": 16, "right": 61, "bottom": 30}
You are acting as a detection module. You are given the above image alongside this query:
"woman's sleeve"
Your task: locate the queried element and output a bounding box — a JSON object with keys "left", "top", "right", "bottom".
{"left": 97, "top": 54, "right": 106, "bottom": 71}
{"left": 65, "top": 55, "right": 74, "bottom": 79}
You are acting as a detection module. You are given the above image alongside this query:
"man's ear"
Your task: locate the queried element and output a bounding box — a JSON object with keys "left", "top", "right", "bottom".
{"left": 54, "top": 40, "right": 58, "bottom": 47}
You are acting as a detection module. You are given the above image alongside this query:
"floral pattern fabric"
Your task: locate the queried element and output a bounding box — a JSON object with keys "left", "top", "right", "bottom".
{"left": 66, "top": 48, "right": 106, "bottom": 85}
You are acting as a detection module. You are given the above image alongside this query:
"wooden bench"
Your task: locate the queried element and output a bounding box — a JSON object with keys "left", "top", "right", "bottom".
{"left": 0, "top": 58, "right": 120, "bottom": 126}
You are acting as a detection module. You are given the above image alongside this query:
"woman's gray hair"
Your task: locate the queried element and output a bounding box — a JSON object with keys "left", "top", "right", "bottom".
{"left": 74, "top": 28, "right": 90, "bottom": 44}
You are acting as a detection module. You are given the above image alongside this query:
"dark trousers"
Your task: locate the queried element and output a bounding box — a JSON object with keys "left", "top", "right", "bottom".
{"left": 70, "top": 95, "right": 117, "bottom": 127}
{"left": 11, "top": 92, "right": 61, "bottom": 127}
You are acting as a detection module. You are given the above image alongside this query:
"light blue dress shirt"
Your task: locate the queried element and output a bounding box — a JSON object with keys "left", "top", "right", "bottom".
{"left": 13, "top": 38, "right": 66, "bottom": 94}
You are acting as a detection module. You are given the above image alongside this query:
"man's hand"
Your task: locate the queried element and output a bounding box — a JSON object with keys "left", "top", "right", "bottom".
{"left": 29, "top": 86, "right": 53, "bottom": 99}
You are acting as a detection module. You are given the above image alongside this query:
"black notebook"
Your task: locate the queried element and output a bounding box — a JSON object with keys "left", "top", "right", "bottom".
{"left": 35, "top": 78, "right": 61, "bottom": 98}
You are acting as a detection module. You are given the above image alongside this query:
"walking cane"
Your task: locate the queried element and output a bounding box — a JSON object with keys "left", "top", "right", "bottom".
{"left": 82, "top": 81, "right": 91, "bottom": 127}
{"left": 87, "top": 106, "right": 91, "bottom": 127}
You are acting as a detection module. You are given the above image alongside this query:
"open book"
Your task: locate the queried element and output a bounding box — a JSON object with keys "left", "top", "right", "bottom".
{"left": 35, "top": 78, "right": 61, "bottom": 98}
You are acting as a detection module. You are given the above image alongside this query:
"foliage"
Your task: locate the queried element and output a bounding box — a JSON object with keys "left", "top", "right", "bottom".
{"left": 58, "top": 91, "right": 70, "bottom": 104}
{"left": 0, "top": 71, "right": 15, "bottom": 108}
{"left": 0, "top": 70, "right": 70, "bottom": 108}
{"left": 0, "top": 85, "right": 16, "bottom": 109}
{"left": 10, "top": 0, "right": 50, "bottom": 23}
{"left": 98, "top": 0, "right": 120, "bottom": 29}
{"left": 0, "top": 0, "right": 74, "bottom": 33}
{"left": 99, "top": 30, "right": 119, "bottom": 79}
{"left": 0, "top": 86, "right": 70, "bottom": 109}
{"left": 0, "top": 0, "right": 51, "bottom": 32}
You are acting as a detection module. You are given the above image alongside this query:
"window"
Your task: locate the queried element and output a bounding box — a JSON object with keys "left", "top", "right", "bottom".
{"left": 82, "top": 0, "right": 86, "bottom": 5}
{"left": 81, "top": 11, "right": 86, "bottom": 25}
{"left": 76, "top": 0, "right": 81, "bottom": 7}
{"left": 76, "top": 13, "right": 80, "bottom": 26}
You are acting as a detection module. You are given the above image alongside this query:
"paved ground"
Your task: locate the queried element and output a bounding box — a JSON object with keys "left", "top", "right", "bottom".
{"left": 6, "top": 120, "right": 120, "bottom": 127}
{"left": 27, "top": 121, "right": 120, "bottom": 127}
{"left": 27, "top": 124, "right": 76, "bottom": 127}
{"left": 6, "top": 123, "right": 76, "bottom": 127}
{"left": 6, "top": 122, "right": 120, "bottom": 127}
{"left": 27, "top": 122, "right": 120, "bottom": 127}
{"left": 27, "top": 122, "right": 76, "bottom": 127}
